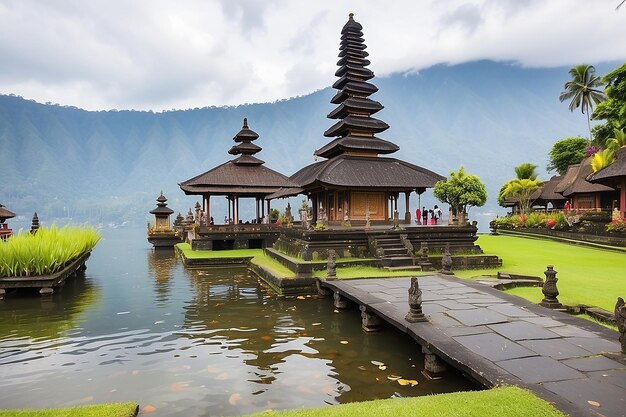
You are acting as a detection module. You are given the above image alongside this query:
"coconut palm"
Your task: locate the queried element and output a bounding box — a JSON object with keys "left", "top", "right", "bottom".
{"left": 503, "top": 178, "right": 542, "bottom": 214}
{"left": 559, "top": 64, "right": 606, "bottom": 141}
{"left": 606, "top": 128, "right": 626, "bottom": 151}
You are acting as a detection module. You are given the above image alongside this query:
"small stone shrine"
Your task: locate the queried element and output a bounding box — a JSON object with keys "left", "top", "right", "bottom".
{"left": 30, "top": 212, "right": 40, "bottom": 234}
{"left": 405, "top": 277, "right": 427, "bottom": 322}
{"left": 440, "top": 243, "right": 454, "bottom": 275}
{"left": 615, "top": 297, "right": 626, "bottom": 354}
{"left": 326, "top": 249, "right": 337, "bottom": 280}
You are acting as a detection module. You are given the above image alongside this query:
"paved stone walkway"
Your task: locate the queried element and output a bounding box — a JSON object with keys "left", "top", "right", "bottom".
{"left": 322, "top": 275, "right": 625, "bottom": 417}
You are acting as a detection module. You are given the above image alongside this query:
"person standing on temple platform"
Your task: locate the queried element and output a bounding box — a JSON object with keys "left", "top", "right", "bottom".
{"left": 429, "top": 209, "right": 435, "bottom": 224}
{"left": 415, "top": 207, "right": 421, "bottom": 225}
{"left": 434, "top": 205, "right": 442, "bottom": 224}
{"left": 422, "top": 206, "right": 428, "bottom": 225}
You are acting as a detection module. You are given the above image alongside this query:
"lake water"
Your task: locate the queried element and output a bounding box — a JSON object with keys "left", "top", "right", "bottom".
{"left": 0, "top": 228, "right": 477, "bottom": 416}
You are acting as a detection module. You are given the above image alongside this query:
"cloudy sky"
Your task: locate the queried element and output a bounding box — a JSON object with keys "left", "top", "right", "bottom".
{"left": 1, "top": 0, "right": 625, "bottom": 111}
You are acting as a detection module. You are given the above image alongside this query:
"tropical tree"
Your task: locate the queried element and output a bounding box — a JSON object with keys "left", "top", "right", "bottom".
{"left": 559, "top": 64, "right": 606, "bottom": 141}
{"left": 547, "top": 137, "right": 588, "bottom": 174}
{"left": 514, "top": 162, "right": 538, "bottom": 180}
{"left": 606, "top": 128, "right": 626, "bottom": 151}
{"left": 434, "top": 166, "right": 487, "bottom": 225}
{"left": 592, "top": 63, "right": 626, "bottom": 144}
{"left": 502, "top": 178, "right": 542, "bottom": 214}
{"left": 591, "top": 148, "right": 616, "bottom": 172}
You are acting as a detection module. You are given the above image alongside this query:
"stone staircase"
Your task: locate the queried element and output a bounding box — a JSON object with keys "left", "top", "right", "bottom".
{"left": 372, "top": 235, "right": 418, "bottom": 268}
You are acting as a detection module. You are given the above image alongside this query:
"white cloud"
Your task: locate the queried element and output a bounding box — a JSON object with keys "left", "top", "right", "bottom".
{"left": 0, "top": 0, "right": 624, "bottom": 111}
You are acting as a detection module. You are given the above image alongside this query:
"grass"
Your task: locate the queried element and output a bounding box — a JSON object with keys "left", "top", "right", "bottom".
{"left": 243, "top": 386, "right": 566, "bottom": 417}
{"left": 0, "top": 403, "right": 138, "bottom": 417}
{"left": 454, "top": 234, "right": 626, "bottom": 311}
{"left": 176, "top": 243, "right": 295, "bottom": 278}
{"left": 0, "top": 225, "right": 100, "bottom": 277}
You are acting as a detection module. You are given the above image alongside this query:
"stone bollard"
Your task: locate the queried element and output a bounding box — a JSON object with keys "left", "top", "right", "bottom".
{"left": 326, "top": 249, "right": 337, "bottom": 281}
{"left": 405, "top": 277, "right": 427, "bottom": 322}
{"left": 360, "top": 305, "right": 382, "bottom": 332}
{"left": 440, "top": 243, "right": 453, "bottom": 275}
{"left": 615, "top": 297, "right": 626, "bottom": 354}
{"left": 540, "top": 265, "right": 563, "bottom": 309}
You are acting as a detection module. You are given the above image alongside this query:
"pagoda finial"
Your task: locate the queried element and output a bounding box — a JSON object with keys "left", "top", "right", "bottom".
{"left": 349, "top": 12, "right": 354, "bottom": 19}
{"left": 243, "top": 118, "right": 248, "bottom": 128}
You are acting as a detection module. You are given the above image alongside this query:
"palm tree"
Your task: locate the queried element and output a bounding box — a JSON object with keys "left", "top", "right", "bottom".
{"left": 559, "top": 64, "right": 606, "bottom": 141}
{"left": 606, "top": 128, "right": 626, "bottom": 151}
{"left": 591, "top": 148, "right": 616, "bottom": 172}
{"left": 514, "top": 162, "right": 538, "bottom": 180}
{"left": 503, "top": 179, "right": 542, "bottom": 214}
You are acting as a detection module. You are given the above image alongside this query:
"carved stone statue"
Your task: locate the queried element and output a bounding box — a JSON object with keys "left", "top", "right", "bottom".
{"left": 326, "top": 249, "right": 337, "bottom": 280}
{"left": 405, "top": 277, "right": 427, "bottom": 322}
{"left": 418, "top": 241, "right": 433, "bottom": 271}
{"left": 540, "top": 265, "right": 562, "bottom": 309}
{"left": 365, "top": 200, "right": 371, "bottom": 229}
{"left": 440, "top": 243, "right": 453, "bottom": 275}
{"left": 284, "top": 202, "right": 293, "bottom": 227}
{"left": 299, "top": 199, "right": 309, "bottom": 229}
{"left": 343, "top": 211, "right": 351, "bottom": 228}
{"left": 615, "top": 297, "right": 626, "bottom": 354}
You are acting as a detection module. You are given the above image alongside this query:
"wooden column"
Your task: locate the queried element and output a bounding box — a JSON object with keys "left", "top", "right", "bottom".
{"left": 621, "top": 179, "right": 626, "bottom": 219}
{"left": 205, "top": 195, "right": 211, "bottom": 225}
{"left": 404, "top": 191, "right": 411, "bottom": 223}
{"left": 267, "top": 200, "right": 271, "bottom": 223}
{"left": 228, "top": 197, "right": 232, "bottom": 224}
{"left": 235, "top": 197, "right": 239, "bottom": 224}
{"left": 255, "top": 198, "right": 259, "bottom": 223}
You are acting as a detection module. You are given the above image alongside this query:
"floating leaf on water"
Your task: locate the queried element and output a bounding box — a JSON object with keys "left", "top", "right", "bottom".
{"left": 407, "top": 379, "right": 418, "bottom": 386}
{"left": 387, "top": 375, "right": 401, "bottom": 381}
{"left": 358, "top": 366, "right": 367, "bottom": 371}
{"left": 587, "top": 401, "right": 600, "bottom": 407}
{"left": 228, "top": 393, "right": 241, "bottom": 406}
{"left": 141, "top": 405, "right": 157, "bottom": 413}
{"left": 378, "top": 365, "right": 387, "bottom": 370}
{"left": 297, "top": 296, "right": 306, "bottom": 300}
{"left": 397, "top": 379, "right": 411, "bottom": 386}
{"left": 333, "top": 309, "right": 339, "bottom": 313}
{"left": 371, "top": 360, "right": 385, "bottom": 366}
{"left": 154, "top": 320, "right": 164, "bottom": 325}
{"left": 261, "top": 335, "right": 272, "bottom": 341}
{"left": 312, "top": 322, "right": 322, "bottom": 326}
{"left": 340, "top": 340, "right": 349, "bottom": 344}
{"left": 116, "top": 311, "right": 130, "bottom": 315}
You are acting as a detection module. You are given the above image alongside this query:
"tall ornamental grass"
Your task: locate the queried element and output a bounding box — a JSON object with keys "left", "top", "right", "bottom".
{"left": 0, "top": 225, "right": 100, "bottom": 277}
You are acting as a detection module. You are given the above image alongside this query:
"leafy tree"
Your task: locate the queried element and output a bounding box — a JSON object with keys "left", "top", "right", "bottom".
{"left": 606, "top": 128, "right": 626, "bottom": 151}
{"left": 592, "top": 63, "right": 626, "bottom": 145}
{"left": 559, "top": 64, "right": 606, "bottom": 141}
{"left": 591, "top": 148, "right": 615, "bottom": 172}
{"left": 547, "top": 137, "right": 588, "bottom": 174}
{"left": 502, "top": 178, "right": 542, "bottom": 214}
{"left": 434, "top": 167, "right": 487, "bottom": 223}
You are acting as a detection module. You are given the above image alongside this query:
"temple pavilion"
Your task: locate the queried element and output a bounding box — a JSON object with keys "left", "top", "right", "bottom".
{"left": 179, "top": 118, "right": 300, "bottom": 226}
{"left": 281, "top": 14, "right": 444, "bottom": 224}
{"left": 588, "top": 146, "right": 626, "bottom": 218}
{"left": 0, "top": 203, "right": 15, "bottom": 241}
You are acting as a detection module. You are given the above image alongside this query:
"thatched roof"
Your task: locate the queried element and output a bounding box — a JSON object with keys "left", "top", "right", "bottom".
{"left": 0, "top": 203, "right": 15, "bottom": 222}
{"left": 555, "top": 157, "right": 615, "bottom": 197}
{"left": 530, "top": 175, "right": 567, "bottom": 204}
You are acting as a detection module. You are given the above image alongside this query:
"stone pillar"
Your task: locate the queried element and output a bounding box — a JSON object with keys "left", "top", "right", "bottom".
{"left": 333, "top": 291, "right": 348, "bottom": 309}
{"left": 404, "top": 191, "right": 411, "bottom": 223}
{"left": 393, "top": 210, "right": 399, "bottom": 229}
{"left": 423, "top": 346, "right": 447, "bottom": 376}
{"left": 0, "top": 288, "right": 5, "bottom": 300}
{"left": 360, "top": 305, "right": 382, "bottom": 332}
{"left": 615, "top": 297, "right": 625, "bottom": 354}
{"left": 541, "top": 265, "right": 562, "bottom": 309}
{"left": 326, "top": 249, "right": 337, "bottom": 281}
{"left": 316, "top": 280, "right": 332, "bottom": 296}
{"left": 405, "top": 277, "right": 427, "bottom": 322}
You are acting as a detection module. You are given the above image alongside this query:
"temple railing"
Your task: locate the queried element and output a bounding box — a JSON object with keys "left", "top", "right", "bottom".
{"left": 198, "top": 224, "right": 279, "bottom": 234}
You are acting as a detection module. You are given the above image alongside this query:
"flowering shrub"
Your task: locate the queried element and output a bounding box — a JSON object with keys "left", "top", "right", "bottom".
{"left": 494, "top": 212, "right": 567, "bottom": 230}
{"left": 607, "top": 218, "right": 626, "bottom": 233}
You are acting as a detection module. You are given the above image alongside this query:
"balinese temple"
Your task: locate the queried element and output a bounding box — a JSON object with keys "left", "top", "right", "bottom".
{"left": 147, "top": 192, "right": 182, "bottom": 248}
{"left": 588, "top": 146, "right": 626, "bottom": 218}
{"left": 286, "top": 14, "right": 444, "bottom": 224}
{"left": 555, "top": 157, "right": 617, "bottom": 210}
{"left": 0, "top": 203, "right": 15, "bottom": 241}
{"left": 179, "top": 119, "right": 300, "bottom": 250}
{"left": 528, "top": 175, "right": 567, "bottom": 210}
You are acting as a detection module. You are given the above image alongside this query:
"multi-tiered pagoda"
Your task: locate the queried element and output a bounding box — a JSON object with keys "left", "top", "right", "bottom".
{"left": 180, "top": 118, "right": 299, "bottom": 225}
{"left": 289, "top": 14, "right": 444, "bottom": 224}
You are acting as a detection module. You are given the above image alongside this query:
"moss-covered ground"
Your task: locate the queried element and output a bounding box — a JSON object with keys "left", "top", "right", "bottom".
{"left": 243, "top": 386, "right": 566, "bottom": 417}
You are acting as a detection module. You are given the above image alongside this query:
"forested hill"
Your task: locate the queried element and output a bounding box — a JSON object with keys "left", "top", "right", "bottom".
{"left": 0, "top": 60, "right": 607, "bottom": 226}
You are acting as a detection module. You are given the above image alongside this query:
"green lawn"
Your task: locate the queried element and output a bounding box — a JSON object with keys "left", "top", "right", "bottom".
{"left": 243, "top": 386, "right": 565, "bottom": 417}
{"left": 454, "top": 235, "right": 626, "bottom": 311}
{"left": 0, "top": 403, "right": 137, "bottom": 417}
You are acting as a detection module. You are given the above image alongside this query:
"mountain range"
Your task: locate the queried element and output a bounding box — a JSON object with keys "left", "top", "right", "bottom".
{"left": 0, "top": 60, "right": 616, "bottom": 229}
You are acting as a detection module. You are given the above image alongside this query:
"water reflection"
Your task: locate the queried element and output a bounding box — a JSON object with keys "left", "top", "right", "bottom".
{"left": 0, "top": 229, "right": 477, "bottom": 417}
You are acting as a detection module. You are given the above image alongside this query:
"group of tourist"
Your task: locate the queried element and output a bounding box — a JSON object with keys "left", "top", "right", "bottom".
{"left": 415, "top": 205, "right": 443, "bottom": 225}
